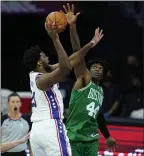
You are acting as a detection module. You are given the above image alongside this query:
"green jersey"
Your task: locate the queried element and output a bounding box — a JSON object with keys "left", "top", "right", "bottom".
{"left": 66, "top": 81, "right": 103, "bottom": 142}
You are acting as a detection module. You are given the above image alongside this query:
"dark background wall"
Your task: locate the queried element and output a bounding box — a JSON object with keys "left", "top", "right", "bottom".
{"left": 1, "top": 1, "right": 142, "bottom": 91}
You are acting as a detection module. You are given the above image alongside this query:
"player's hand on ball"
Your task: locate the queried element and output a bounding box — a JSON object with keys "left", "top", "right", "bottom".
{"left": 61, "top": 3, "right": 80, "bottom": 25}
{"left": 45, "top": 22, "right": 59, "bottom": 39}
{"left": 105, "top": 137, "right": 118, "bottom": 151}
{"left": 90, "top": 27, "right": 104, "bottom": 48}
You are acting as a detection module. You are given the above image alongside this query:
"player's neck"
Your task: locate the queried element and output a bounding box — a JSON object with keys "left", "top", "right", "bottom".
{"left": 92, "top": 78, "right": 100, "bottom": 85}
{"left": 8, "top": 111, "right": 21, "bottom": 120}
{"left": 35, "top": 68, "right": 47, "bottom": 73}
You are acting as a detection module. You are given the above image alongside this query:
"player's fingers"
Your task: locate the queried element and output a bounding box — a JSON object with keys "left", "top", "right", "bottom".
{"left": 44, "top": 22, "right": 47, "bottom": 28}
{"left": 60, "top": 10, "right": 65, "bottom": 14}
{"left": 112, "top": 147, "right": 115, "bottom": 152}
{"left": 116, "top": 143, "right": 119, "bottom": 147}
{"left": 72, "top": 4, "right": 74, "bottom": 13}
{"left": 58, "top": 25, "right": 63, "bottom": 29}
{"left": 63, "top": 5, "right": 68, "bottom": 13}
{"left": 100, "top": 34, "right": 104, "bottom": 39}
{"left": 95, "top": 28, "right": 98, "bottom": 34}
{"left": 45, "top": 22, "right": 50, "bottom": 29}
{"left": 99, "top": 29, "right": 103, "bottom": 35}
{"left": 76, "top": 12, "right": 80, "bottom": 17}
{"left": 52, "top": 22, "right": 55, "bottom": 26}
{"left": 95, "top": 27, "right": 99, "bottom": 34}
{"left": 67, "top": 3, "right": 71, "bottom": 11}
{"left": 52, "top": 22, "right": 57, "bottom": 29}
{"left": 97, "top": 27, "right": 100, "bottom": 34}
{"left": 47, "top": 20, "right": 51, "bottom": 26}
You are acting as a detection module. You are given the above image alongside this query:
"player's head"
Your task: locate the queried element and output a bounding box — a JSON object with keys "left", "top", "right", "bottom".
{"left": 8, "top": 93, "right": 21, "bottom": 112}
{"left": 87, "top": 58, "right": 108, "bottom": 82}
{"left": 23, "top": 45, "right": 51, "bottom": 72}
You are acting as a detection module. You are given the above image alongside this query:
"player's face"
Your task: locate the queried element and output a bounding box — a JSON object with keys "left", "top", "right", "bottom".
{"left": 90, "top": 63, "right": 104, "bottom": 81}
{"left": 40, "top": 52, "right": 49, "bottom": 65}
{"left": 40, "top": 52, "right": 51, "bottom": 72}
{"left": 8, "top": 96, "right": 21, "bottom": 111}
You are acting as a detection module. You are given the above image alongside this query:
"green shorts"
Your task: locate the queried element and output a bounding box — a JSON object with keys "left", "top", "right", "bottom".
{"left": 70, "top": 140, "right": 99, "bottom": 156}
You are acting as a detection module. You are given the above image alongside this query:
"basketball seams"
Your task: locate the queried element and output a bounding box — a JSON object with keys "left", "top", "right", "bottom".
{"left": 47, "top": 17, "right": 53, "bottom": 24}
{"left": 46, "top": 12, "right": 67, "bottom": 32}
{"left": 56, "top": 14, "right": 65, "bottom": 24}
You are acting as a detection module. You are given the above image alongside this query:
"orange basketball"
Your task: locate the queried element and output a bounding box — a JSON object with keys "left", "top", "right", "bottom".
{"left": 45, "top": 11, "right": 67, "bottom": 33}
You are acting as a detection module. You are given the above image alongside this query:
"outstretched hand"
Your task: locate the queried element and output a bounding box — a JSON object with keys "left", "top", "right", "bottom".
{"left": 61, "top": 3, "right": 80, "bottom": 25}
{"left": 45, "top": 22, "right": 59, "bottom": 39}
{"left": 90, "top": 27, "right": 104, "bottom": 48}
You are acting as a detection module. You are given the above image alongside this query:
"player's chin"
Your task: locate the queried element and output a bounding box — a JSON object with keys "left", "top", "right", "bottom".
{"left": 92, "top": 74, "right": 99, "bottom": 78}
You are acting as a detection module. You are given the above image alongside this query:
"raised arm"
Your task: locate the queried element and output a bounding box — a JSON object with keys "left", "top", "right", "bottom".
{"left": 36, "top": 23, "right": 72, "bottom": 91}
{"left": 49, "top": 38, "right": 98, "bottom": 71}
{"left": 50, "top": 27, "right": 104, "bottom": 83}
{"left": 62, "top": 3, "right": 103, "bottom": 84}
{"left": 62, "top": 3, "right": 83, "bottom": 79}
{"left": 62, "top": 3, "right": 81, "bottom": 52}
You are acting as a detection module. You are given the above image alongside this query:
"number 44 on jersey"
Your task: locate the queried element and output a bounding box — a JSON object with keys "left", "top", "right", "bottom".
{"left": 86, "top": 102, "right": 100, "bottom": 119}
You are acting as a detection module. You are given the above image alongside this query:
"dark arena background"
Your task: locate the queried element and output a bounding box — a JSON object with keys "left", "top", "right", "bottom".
{"left": 1, "top": 1, "right": 144, "bottom": 156}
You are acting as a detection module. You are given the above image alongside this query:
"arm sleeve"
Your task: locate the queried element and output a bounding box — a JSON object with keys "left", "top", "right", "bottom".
{"left": 97, "top": 112, "right": 110, "bottom": 139}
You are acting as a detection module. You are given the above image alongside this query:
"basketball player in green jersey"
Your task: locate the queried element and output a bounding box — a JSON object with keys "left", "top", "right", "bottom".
{"left": 62, "top": 3, "right": 117, "bottom": 156}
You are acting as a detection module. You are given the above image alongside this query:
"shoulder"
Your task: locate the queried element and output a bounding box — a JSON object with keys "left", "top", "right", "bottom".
{"left": 73, "top": 69, "right": 92, "bottom": 91}
{"left": 22, "top": 114, "right": 31, "bottom": 121}
{"left": 22, "top": 114, "right": 32, "bottom": 129}
{"left": 1, "top": 114, "right": 9, "bottom": 125}
{"left": 29, "top": 72, "right": 43, "bottom": 81}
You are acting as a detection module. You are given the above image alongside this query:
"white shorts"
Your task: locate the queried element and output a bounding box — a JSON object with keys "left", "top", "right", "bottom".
{"left": 30, "top": 119, "right": 71, "bottom": 156}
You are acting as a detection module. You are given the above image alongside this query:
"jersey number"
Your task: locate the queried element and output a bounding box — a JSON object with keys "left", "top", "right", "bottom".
{"left": 32, "top": 92, "right": 37, "bottom": 107}
{"left": 86, "top": 102, "right": 100, "bottom": 118}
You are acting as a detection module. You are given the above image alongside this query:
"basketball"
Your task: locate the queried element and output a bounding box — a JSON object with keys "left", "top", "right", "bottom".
{"left": 45, "top": 11, "right": 67, "bottom": 33}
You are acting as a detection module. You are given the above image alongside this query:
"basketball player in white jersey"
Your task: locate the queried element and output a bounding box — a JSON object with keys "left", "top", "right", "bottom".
{"left": 23, "top": 20, "right": 102, "bottom": 156}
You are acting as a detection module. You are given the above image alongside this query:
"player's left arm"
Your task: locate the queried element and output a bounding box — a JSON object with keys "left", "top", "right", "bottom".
{"left": 97, "top": 112, "right": 117, "bottom": 151}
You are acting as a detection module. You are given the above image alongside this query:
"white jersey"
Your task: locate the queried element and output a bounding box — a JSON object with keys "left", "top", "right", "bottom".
{"left": 29, "top": 72, "right": 64, "bottom": 122}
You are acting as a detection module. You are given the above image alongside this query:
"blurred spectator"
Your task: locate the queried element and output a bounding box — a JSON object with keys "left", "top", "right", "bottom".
{"left": 1, "top": 93, "right": 32, "bottom": 156}
{"left": 123, "top": 54, "right": 142, "bottom": 93}
{"left": 127, "top": 54, "right": 139, "bottom": 68}
{"left": 101, "top": 71, "right": 121, "bottom": 117}
{"left": 120, "top": 54, "right": 143, "bottom": 118}
{"left": 121, "top": 76, "right": 143, "bottom": 117}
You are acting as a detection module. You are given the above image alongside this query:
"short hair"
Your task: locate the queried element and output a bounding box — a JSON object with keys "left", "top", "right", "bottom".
{"left": 86, "top": 58, "right": 109, "bottom": 78}
{"left": 23, "top": 45, "right": 41, "bottom": 71}
{"left": 8, "top": 92, "right": 21, "bottom": 102}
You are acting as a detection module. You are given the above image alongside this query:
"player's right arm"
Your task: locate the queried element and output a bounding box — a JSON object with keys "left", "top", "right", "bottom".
{"left": 0, "top": 133, "right": 30, "bottom": 153}
{"left": 36, "top": 24, "right": 72, "bottom": 91}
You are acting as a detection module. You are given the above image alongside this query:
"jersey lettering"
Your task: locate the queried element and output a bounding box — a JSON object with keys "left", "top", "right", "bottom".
{"left": 31, "top": 91, "right": 37, "bottom": 107}
{"left": 87, "top": 88, "right": 103, "bottom": 105}
{"left": 30, "top": 81, "right": 37, "bottom": 107}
